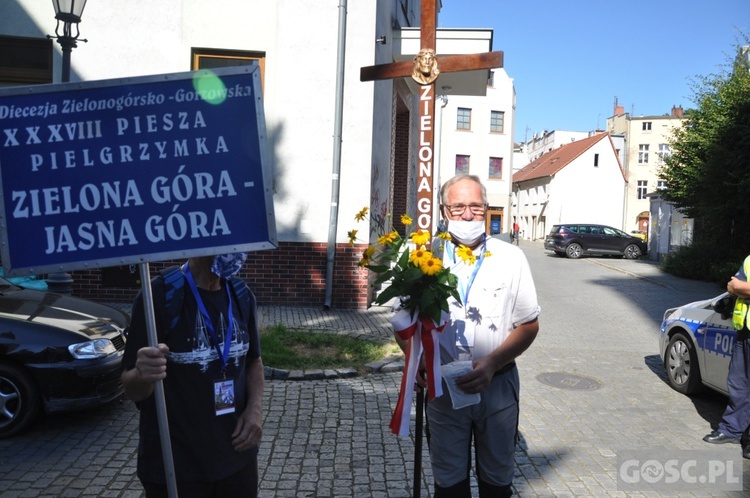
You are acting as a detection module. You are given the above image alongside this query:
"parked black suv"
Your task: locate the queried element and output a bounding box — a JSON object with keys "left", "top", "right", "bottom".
{"left": 544, "top": 224, "right": 647, "bottom": 259}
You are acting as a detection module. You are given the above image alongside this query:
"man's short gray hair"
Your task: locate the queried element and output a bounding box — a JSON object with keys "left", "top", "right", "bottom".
{"left": 440, "top": 174, "right": 487, "bottom": 204}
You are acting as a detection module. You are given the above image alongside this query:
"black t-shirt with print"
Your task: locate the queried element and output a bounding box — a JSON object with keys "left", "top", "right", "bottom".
{"left": 123, "top": 274, "right": 261, "bottom": 484}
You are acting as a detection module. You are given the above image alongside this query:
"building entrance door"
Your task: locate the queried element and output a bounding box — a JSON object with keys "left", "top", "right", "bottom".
{"left": 487, "top": 208, "right": 504, "bottom": 235}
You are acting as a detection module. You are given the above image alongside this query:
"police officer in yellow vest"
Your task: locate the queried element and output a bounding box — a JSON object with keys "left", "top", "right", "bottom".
{"left": 703, "top": 255, "right": 750, "bottom": 459}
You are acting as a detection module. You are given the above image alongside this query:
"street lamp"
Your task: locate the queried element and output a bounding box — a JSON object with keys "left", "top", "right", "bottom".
{"left": 47, "top": 0, "right": 88, "bottom": 83}
{"left": 45, "top": 0, "right": 88, "bottom": 293}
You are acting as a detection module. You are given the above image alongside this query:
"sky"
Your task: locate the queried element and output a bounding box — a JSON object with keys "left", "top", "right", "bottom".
{"left": 438, "top": 0, "right": 750, "bottom": 143}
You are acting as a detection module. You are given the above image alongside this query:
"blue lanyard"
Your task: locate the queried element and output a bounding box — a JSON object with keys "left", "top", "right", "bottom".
{"left": 446, "top": 236, "right": 486, "bottom": 306}
{"left": 182, "top": 263, "right": 234, "bottom": 372}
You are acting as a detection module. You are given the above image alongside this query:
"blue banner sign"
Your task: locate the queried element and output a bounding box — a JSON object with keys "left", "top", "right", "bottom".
{"left": 0, "top": 66, "right": 276, "bottom": 275}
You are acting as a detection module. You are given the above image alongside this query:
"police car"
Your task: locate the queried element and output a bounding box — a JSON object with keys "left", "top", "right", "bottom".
{"left": 660, "top": 293, "right": 736, "bottom": 396}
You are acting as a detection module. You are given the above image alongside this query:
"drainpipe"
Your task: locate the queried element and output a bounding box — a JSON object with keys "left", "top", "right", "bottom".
{"left": 324, "top": 0, "right": 348, "bottom": 309}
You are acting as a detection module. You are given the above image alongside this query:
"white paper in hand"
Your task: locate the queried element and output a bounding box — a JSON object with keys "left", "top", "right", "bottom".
{"left": 441, "top": 361, "right": 481, "bottom": 410}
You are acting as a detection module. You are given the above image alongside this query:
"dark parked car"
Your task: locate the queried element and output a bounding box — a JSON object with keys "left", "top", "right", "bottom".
{"left": 544, "top": 223, "right": 647, "bottom": 259}
{"left": 0, "top": 277, "right": 129, "bottom": 437}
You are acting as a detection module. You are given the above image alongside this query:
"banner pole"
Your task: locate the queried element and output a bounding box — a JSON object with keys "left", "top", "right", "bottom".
{"left": 413, "top": 382, "right": 424, "bottom": 498}
{"left": 139, "top": 263, "right": 179, "bottom": 498}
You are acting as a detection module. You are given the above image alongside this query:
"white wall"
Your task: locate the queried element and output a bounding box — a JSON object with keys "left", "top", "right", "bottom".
{"left": 4, "top": 0, "right": 379, "bottom": 244}
{"left": 547, "top": 139, "right": 625, "bottom": 227}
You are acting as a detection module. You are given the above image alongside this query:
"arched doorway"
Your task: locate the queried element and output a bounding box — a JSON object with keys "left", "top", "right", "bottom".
{"left": 636, "top": 211, "right": 649, "bottom": 232}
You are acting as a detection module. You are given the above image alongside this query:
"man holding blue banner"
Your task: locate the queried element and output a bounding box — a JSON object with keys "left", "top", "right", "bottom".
{"left": 122, "top": 253, "right": 264, "bottom": 498}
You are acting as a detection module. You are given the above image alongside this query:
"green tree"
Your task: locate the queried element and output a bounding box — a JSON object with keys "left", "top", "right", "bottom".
{"left": 659, "top": 41, "right": 750, "bottom": 260}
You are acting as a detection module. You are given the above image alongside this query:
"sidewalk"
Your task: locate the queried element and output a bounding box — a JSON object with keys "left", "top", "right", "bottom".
{"left": 1, "top": 246, "right": 742, "bottom": 498}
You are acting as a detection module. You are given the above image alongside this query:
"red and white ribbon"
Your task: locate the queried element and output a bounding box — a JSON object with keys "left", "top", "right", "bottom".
{"left": 389, "top": 308, "right": 447, "bottom": 437}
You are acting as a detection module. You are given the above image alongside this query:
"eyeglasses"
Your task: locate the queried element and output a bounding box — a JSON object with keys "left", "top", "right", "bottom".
{"left": 443, "top": 203, "right": 487, "bottom": 217}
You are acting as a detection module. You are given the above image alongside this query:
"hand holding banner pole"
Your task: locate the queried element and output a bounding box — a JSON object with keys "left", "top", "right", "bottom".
{"left": 139, "top": 263, "right": 178, "bottom": 498}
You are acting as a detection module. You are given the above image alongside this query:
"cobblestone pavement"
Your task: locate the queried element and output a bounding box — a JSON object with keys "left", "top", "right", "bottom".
{"left": 1, "top": 242, "right": 748, "bottom": 497}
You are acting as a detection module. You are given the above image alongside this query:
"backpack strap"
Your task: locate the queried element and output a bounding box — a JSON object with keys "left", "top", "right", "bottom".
{"left": 159, "top": 265, "right": 185, "bottom": 332}
{"left": 228, "top": 275, "right": 254, "bottom": 325}
{"left": 159, "top": 266, "right": 253, "bottom": 332}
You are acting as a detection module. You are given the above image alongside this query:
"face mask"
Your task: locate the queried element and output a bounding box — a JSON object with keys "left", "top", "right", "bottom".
{"left": 211, "top": 252, "right": 247, "bottom": 278}
{"left": 447, "top": 220, "right": 485, "bottom": 246}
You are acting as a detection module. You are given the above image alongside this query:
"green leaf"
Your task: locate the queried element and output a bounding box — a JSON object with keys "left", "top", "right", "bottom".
{"left": 374, "top": 284, "right": 403, "bottom": 305}
{"left": 366, "top": 264, "right": 390, "bottom": 273}
{"left": 398, "top": 248, "right": 411, "bottom": 268}
{"left": 373, "top": 270, "right": 396, "bottom": 286}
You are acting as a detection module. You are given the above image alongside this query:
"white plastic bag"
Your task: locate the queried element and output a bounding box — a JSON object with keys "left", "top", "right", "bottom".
{"left": 440, "top": 361, "right": 481, "bottom": 410}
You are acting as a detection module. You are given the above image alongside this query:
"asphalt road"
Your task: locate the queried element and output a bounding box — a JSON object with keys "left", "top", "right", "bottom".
{"left": 0, "top": 241, "right": 746, "bottom": 497}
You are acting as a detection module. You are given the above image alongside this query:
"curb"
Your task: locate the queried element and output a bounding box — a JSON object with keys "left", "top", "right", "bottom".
{"left": 591, "top": 259, "right": 678, "bottom": 289}
{"left": 263, "top": 355, "right": 405, "bottom": 381}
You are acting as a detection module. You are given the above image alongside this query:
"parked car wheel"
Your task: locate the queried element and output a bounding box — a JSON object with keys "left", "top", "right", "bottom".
{"left": 0, "top": 362, "right": 41, "bottom": 438}
{"left": 566, "top": 243, "right": 583, "bottom": 259}
{"left": 665, "top": 333, "right": 702, "bottom": 395}
{"left": 623, "top": 244, "right": 643, "bottom": 260}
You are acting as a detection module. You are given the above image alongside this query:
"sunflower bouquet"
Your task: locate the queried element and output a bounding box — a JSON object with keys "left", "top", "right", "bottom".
{"left": 349, "top": 207, "right": 461, "bottom": 324}
{"left": 351, "top": 207, "right": 487, "bottom": 435}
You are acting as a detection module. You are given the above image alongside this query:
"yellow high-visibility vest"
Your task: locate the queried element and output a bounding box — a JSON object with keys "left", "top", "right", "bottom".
{"left": 732, "top": 255, "right": 750, "bottom": 331}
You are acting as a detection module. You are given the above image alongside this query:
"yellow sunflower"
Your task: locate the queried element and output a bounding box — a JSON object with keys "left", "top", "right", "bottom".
{"left": 410, "top": 230, "right": 431, "bottom": 247}
{"left": 401, "top": 214, "right": 413, "bottom": 226}
{"left": 456, "top": 245, "right": 477, "bottom": 265}
{"left": 347, "top": 229, "right": 358, "bottom": 246}
{"left": 354, "top": 207, "right": 369, "bottom": 221}
{"left": 409, "top": 247, "right": 432, "bottom": 267}
{"left": 420, "top": 256, "right": 443, "bottom": 276}
{"left": 378, "top": 231, "right": 399, "bottom": 246}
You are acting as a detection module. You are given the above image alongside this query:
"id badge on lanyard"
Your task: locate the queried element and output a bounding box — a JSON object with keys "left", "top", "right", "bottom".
{"left": 183, "top": 264, "right": 237, "bottom": 416}
{"left": 447, "top": 239, "right": 486, "bottom": 349}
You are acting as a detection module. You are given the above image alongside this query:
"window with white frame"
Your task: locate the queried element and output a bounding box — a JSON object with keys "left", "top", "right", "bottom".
{"left": 642, "top": 122, "right": 652, "bottom": 132}
{"left": 637, "top": 180, "right": 648, "bottom": 199}
{"left": 658, "top": 143, "right": 671, "bottom": 164}
{"left": 657, "top": 180, "right": 667, "bottom": 190}
{"left": 638, "top": 144, "right": 649, "bottom": 164}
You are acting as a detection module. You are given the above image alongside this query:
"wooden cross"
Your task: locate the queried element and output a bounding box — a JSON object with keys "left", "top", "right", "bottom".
{"left": 360, "top": 0, "right": 504, "bottom": 238}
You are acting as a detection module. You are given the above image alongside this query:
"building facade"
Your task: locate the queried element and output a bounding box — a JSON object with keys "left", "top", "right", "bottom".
{"left": 0, "top": 1, "right": 497, "bottom": 309}
{"left": 606, "top": 104, "right": 686, "bottom": 234}
{"left": 523, "top": 129, "right": 590, "bottom": 163}
{"left": 435, "top": 68, "right": 516, "bottom": 234}
{"left": 511, "top": 132, "right": 626, "bottom": 240}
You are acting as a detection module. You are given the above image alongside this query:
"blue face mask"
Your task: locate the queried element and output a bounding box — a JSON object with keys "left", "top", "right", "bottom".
{"left": 211, "top": 253, "right": 247, "bottom": 278}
